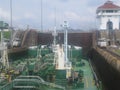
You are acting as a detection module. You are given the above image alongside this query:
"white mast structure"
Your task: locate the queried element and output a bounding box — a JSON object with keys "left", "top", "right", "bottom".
{"left": 52, "top": 7, "right": 57, "bottom": 65}
{"left": 53, "top": 8, "right": 57, "bottom": 49}
{"left": 55, "top": 21, "right": 71, "bottom": 78}
{"left": 52, "top": 26, "right": 57, "bottom": 65}
{"left": 63, "top": 21, "right": 71, "bottom": 78}
{"left": 63, "top": 21, "right": 69, "bottom": 64}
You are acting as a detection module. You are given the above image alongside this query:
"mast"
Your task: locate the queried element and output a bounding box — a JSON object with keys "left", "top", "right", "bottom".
{"left": 53, "top": 7, "right": 57, "bottom": 65}
{"left": 63, "top": 21, "right": 72, "bottom": 78}
{"left": 53, "top": 7, "right": 57, "bottom": 47}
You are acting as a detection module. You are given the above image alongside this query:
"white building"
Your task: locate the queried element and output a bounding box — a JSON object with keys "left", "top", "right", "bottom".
{"left": 96, "top": 1, "right": 120, "bottom": 30}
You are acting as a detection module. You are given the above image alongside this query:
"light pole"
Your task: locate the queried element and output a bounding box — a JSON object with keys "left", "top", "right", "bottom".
{"left": 41, "top": 0, "right": 43, "bottom": 31}
{"left": 10, "top": 0, "right": 12, "bottom": 28}
{"left": 10, "top": 0, "right": 13, "bottom": 46}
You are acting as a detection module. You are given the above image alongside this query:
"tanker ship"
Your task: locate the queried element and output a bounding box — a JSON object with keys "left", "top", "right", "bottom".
{"left": 0, "top": 22, "right": 102, "bottom": 90}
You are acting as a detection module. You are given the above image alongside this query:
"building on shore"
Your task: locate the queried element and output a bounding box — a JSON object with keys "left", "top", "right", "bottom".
{"left": 96, "top": 1, "right": 120, "bottom": 30}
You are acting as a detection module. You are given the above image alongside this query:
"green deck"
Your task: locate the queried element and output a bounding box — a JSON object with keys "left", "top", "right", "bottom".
{"left": 74, "top": 59, "right": 98, "bottom": 90}
{"left": 0, "top": 46, "right": 102, "bottom": 90}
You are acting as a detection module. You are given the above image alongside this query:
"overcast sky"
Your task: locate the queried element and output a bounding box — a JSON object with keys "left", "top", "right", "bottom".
{"left": 0, "top": 0, "right": 120, "bottom": 30}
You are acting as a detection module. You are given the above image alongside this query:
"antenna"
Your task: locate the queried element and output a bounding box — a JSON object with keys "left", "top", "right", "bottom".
{"left": 54, "top": 7, "right": 57, "bottom": 27}
{"left": 9, "top": 0, "right": 13, "bottom": 46}
{"left": 53, "top": 7, "right": 57, "bottom": 46}
{"left": 53, "top": 7, "right": 57, "bottom": 65}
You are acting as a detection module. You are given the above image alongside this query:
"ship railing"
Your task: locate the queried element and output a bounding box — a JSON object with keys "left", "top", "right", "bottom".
{"left": 13, "top": 76, "right": 65, "bottom": 90}
{"left": 15, "top": 76, "right": 45, "bottom": 82}
{"left": 13, "top": 85, "right": 36, "bottom": 89}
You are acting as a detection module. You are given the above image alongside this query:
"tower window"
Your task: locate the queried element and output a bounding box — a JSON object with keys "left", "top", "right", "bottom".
{"left": 102, "top": 10, "right": 105, "bottom": 13}
{"left": 114, "top": 10, "right": 118, "bottom": 13}
{"left": 106, "top": 10, "right": 113, "bottom": 13}
{"left": 119, "top": 22, "right": 120, "bottom": 30}
{"left": 108, "top": 15, "right": 112, "bottom": 17}
{"left": 107, "top": 20, "right": 113, "bottom": 30}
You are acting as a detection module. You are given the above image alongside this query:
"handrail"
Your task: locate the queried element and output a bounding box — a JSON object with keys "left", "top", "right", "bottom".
{"left": 16, "top": 76, "right": 45, "bottom": 82}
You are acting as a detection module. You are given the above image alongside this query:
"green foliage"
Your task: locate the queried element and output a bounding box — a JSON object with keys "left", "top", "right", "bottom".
{"left": 4, "top": 31, "right": 11, "bottom": 39}
{"left": 0, "top": 31, "right": 11, "bottom": 40}
{"left": 0, "top": 21, "right": 9, "bottom": 29}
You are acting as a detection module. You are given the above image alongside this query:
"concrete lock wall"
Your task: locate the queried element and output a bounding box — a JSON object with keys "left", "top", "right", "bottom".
{"left": 89, "top": 48, "right": 120, "bottom": 90}
{"left": 38, "top": 32, "right": 93, "bottom": 56}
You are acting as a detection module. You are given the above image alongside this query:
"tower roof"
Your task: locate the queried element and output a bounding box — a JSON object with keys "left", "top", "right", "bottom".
{"left": 97, "top": 1, "right": 120, "bottom": 10}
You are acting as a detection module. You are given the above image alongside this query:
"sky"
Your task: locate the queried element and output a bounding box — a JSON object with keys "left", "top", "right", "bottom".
{"left": 0, "top": 0, "right": 120, "bottom": 30}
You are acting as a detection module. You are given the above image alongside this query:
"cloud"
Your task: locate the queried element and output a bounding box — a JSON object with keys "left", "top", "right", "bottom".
{"left": 64, "top": 11, "right": 95, "bottom": 22}
{"left": 24, "top": 12, "right": 37, "bottom": 19}
{"left": 0, "top": 7, "right": 22, "bottom": 23}
{"left": 58, "top": 0, "right": 69, "bottom": 2}
{"left": 114, "top": 0, "right": 120, "bottom": 6}
{"left": 64, "top": 12, "right": 80, "bottom": 21}
{"left": 0, "top": 0, "right": 108, "bottom": 30}
{"left": 0, "top": 8, "right": 10, "bottom": 20}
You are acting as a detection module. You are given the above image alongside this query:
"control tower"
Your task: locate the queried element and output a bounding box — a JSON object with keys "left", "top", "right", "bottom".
{"left": 96, "top": 1, "right": 120, "bottom": 30}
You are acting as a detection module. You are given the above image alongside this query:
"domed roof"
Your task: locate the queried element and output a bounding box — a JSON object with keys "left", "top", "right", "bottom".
{"left": 97, "top": 1, "right": 120, "bottom": 10}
